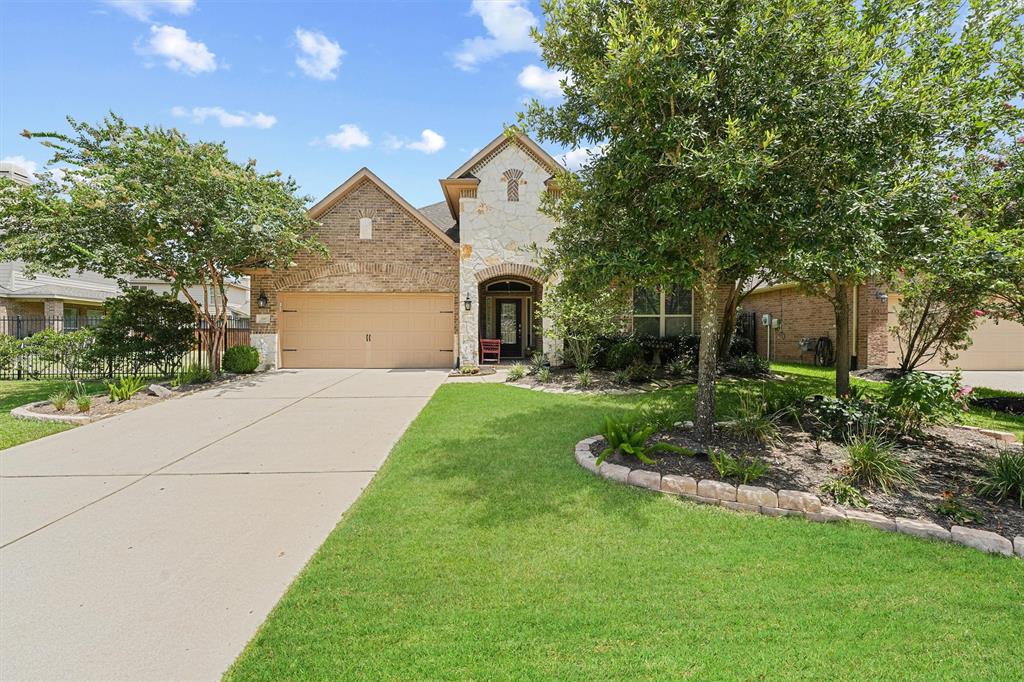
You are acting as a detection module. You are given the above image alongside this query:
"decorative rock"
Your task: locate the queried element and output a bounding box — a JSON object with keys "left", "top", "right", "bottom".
{"left": 148, "top": 384, "right": 173, "bottom": 398}
{"left": 697, "top": 479, "right": 737, "bottom": 502}
{"left": 778, "top": 490, "right": 821, "bottom": 513}
{"left": 844, "top": 509, "right": 896, "bottom": 532}
{"left": 737, "top": 485, "right": 778, "bottom": 508}
{"left": 760, "top": 506, "right": 803, "bottom": 518}
{"left": 1015, "top": 537, "right": 1024, "bottom": 558}
{"left": 598, "top": 462, "right": 631, "bottom": 484}
{"left": 895, "top": 517, "right": 951, "bottom": 542}
{"left": 950, "top": 526, "right": 1013, "bottom": 556}
{"left": 575, "top": 452, "right": 599, "bottom": 474}
{"left": 661, "top": 474, "right": 697, "bottom": 496}
{"left": 806, "top": 507, "right": 846, "bottom": 523}
{"left": 722, "top": 501, "right": 760, "bottom": 514}
{"left": 627, "top": 469, "right": 661, "bottom": 491}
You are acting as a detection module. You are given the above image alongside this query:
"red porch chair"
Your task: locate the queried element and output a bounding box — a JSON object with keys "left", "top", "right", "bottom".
{"left": 480, "top": 338, "right": 502, "bottom": 363}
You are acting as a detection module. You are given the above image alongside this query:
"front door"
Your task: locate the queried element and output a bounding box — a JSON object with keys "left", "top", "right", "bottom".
{"left": 496, "top": 298, "right": 522, "bottom": 357}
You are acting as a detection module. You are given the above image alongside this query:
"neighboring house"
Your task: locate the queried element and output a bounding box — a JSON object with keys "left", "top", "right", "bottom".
{"left": 0, "top": 162, "right": 251, "bottom": 335}
{"left": 743, "top": 283, "right": 1024, "bottom": 371}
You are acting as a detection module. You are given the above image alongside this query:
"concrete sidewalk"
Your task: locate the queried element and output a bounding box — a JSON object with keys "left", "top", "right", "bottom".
{"left": 0, "top": 369, "right": 447, "bottom": 681}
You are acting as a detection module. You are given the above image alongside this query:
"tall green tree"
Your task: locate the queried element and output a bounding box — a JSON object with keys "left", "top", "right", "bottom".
{"left": 521, "top": 0, "right": 912, "bottom": 438}
{"left": 0, "top": 115, "right": 323, "bottom": 373}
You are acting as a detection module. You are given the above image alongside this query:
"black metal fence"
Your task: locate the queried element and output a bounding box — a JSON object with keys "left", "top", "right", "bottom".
{"left": 0, "top": 316, "right": 250, "bottom": 380}
{"left": 735, "top": 310, "right": 757, "bottom": 348}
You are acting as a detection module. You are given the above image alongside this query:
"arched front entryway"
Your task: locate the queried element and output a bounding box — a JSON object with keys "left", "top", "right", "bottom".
{"left": 477, "top": 275, "right": 543, "bottom": 360}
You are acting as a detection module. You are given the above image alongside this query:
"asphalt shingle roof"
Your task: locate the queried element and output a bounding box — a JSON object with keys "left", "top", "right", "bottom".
{"left": 417, "top": 201, "right": 459, "bottom": 243}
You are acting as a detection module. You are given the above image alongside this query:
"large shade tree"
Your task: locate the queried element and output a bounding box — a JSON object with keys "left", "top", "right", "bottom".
{"left": 0, "top": 115, "right": 323, "bottom": 373}
{"left": 520, "top": 0, "right": 927, "bottom": 438}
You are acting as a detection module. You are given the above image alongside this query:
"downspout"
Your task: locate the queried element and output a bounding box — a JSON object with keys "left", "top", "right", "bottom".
{"left": 851, "top": 284, "right": 859, "bottom": 371}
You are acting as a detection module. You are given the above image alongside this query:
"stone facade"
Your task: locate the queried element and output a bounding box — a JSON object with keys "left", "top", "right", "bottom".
{"left": 743, "top": 282, "right": 889, "bottom": 367}
{"left": 249, "top": 173, "right": 458, "bottom": 369}
{"left": 456, "top": 139, "right": 561, "bottom": 364}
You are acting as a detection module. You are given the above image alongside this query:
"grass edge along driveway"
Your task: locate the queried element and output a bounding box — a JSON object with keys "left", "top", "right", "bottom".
{"left": 226, "top": 376, "right": 1024, "bottom": 681}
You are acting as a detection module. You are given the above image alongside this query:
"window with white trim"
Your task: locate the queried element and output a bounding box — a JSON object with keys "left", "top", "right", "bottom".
{"left": 633, "top": 285, "right": 693, "bottom": 337}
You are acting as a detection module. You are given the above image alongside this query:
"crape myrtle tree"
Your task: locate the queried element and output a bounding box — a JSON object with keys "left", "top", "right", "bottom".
{"left": 519, "top": 0, "right": 903, "bottom": 440}
{"left": 782, "top": 0, "right": 1023, "bottom": 396}
{"left": 0, "top": 115, "right": 323, "bottom": 374}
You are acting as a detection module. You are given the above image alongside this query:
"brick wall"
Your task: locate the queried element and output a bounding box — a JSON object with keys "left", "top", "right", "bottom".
{"left": 250, "top": 178, "right": 459, "bottom": 335}
{"left": 742, "top": 281, "right": 890, "bottom": 367}
{"left": 0, "top": 299, "right": 44, "bottom": 318}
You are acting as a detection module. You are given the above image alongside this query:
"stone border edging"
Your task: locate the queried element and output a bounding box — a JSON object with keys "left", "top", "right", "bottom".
{"left": 574, "top": 435, "right": 1023, "bottom": 560}
{"left": 956, "top": 424, "right": 1018, "bottom": 444}
{"left": 11, "top": 401, "right": 100, "bottom": 424}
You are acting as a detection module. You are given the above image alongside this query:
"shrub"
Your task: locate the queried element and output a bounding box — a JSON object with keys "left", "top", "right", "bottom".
{"left": 0, "top": 334, "right": 23, "bottom": 373}
{"left": 458, "top": 364, "right": 480, "bottom": 375}
{"left": 976, "top": 451, "right": 1024, "bottom": 507}
{"left": 666, "top": 356, "right": 691, "bottom": 377}
{"left": 596, "top": 415, "right": 693, "bottom": 465}
{"left": 709, "top": 450, "right": 768, "bottom": 484}
{"left": 676, "top": 334, "right": 701, "bottom": 365}
{"left": 222, "top": 345, "right": 260, "bottom": 374}
{"left": 626, "top": 360, "right": 655, "bottom": 383}
{"left": 605, "top": 337, "right": 643, "bottom": 370}
{"left": 76, "top": 394, "right": 92, "bottom": 413}
{"left": 728, "top": 394, "right": 781, "bottom": 445}
{"left": 22, "top": 328, "right": 95, "bottom": 379}
{"left": 172, "top": 362, "right": 212, "bottom": 387}
{"left": 528, "top": 350, "right": 546, "bottom": 375}
{"left": 820, "top": 477, "right": 870, "bottom": 508}
{"left": 506, "top": 363, "right": 526, "bottom": 381}
{"left": 883, "top": 370, "right": 968, "bottom": 436}
{"left": 540, "top": 284, "right": 629, "bottom": 370}
{"left": 536, "top": 367, "right": 552, "bottom": 383}
{"left": 576, "top": 369, "right": 592, "bottom": 388}
{"left": 92, "top": 289, "right": 195, "bottom": 376}
{"left": 844, "top": 433, "right": 914, "bottom": 493}
{"left": 725, "top": 353, "right": 770, "bottom": 377}
{"left": 811, "top": 395, "right": 888, "bottom": 441}
{"left": 612, "top": 369, "right": 630, "bottom": 385}
{"left": 107, "top": 376, "right": 147, "bottom": 402}
{"left": 49, "top": 389, "right": 71, "bottom": 411}
{"left": 728, "top": 335, "right": 754, "bottom": 358}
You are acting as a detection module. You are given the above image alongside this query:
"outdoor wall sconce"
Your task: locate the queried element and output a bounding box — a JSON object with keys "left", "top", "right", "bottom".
{"left": 875, "top": 290, "right": 888, "bottom": 303}
{"left": 464, "top": 294, "right": 472, "bottom": 311}
{"left": 257, "top": 291, "right": 269, "bottom": 308}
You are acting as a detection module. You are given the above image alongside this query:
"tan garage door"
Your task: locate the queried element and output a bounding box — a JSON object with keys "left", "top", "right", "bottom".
{"left": 916, "top": 317, "right": 1024, "bottom": 371}
{"left": 279, "top": 293, "right": 455, "bottom": 369}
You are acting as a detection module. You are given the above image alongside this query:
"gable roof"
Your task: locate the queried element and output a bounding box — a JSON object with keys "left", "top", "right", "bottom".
{"left": 446, "top": 131, "right": 566, "bottom": 180}
{"left": 308, "top": 167, "right": 457, "bottom": 251}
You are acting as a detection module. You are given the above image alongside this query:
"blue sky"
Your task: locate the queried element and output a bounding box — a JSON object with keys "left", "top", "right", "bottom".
{"left": 0, "top": 0, "right": 579, "bottom": 208}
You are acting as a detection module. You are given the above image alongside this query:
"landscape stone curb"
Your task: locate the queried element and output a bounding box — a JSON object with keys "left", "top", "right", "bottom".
{"left": 11, "top": 401, "right": 98, "bottom": 425}
{"left": 574, "top": 435, "right": 1021, "bottom": 561}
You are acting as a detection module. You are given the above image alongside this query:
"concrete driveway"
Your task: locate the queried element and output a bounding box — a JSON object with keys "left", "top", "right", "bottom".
{"left": 928, "top": 370, "right": 1024, "bottom": 393}
{"left": 0, "top": 368, "right": 447, "bottom": 681}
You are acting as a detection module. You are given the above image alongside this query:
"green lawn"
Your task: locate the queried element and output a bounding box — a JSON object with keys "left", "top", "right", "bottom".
{"left": 226, "top": 375, "right": 1024, "bottom": 681}
{"left": 0, "top": 380, "right": 107, "bottom": 450}
{"left": 773, "top": 362, "right": 1024, "bottom": 440}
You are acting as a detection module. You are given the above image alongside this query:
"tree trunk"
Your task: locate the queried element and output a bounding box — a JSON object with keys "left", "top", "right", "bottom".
{"left": 716, "top": 280, "right": 740, "bottom": 362}
{"left": 833, "top": 280, "right": 852, "bottom": 397}
{"left": 694, "top": 248, "right": 721, "bottom": 442}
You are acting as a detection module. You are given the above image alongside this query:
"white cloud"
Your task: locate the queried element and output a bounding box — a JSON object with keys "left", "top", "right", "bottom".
{"left": 0, "top": 155, "right": 39, "bottom": 175}
{"left": 143, "top": 25, "right": 217, "bottom": 74}
{"left": 561, "top": 146, "right": 604, "bottom": 171}
{"left": 294, "top": 28, "right": 344, "bottom": 80}
{"left": 452, "top": 0, "right": 539, "bottom": 72}
{"left": 406, "top": 130, "right": 447, "bottom": 154}
{"left": 325, "top": 124, "right": 371, "bottom": 151}
{"left": 172, "top": 106, "right": 277, "bottom": 129}
{"left": 517, "top": 65, "right": 570, "bottom": 99}
{"left": 103, "top": 0, "right": 195, "bottom": 21}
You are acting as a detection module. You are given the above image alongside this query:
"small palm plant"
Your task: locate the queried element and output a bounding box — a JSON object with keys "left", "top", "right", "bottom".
{"left": 596, "top": 416, "right": 694, "bottom": 465}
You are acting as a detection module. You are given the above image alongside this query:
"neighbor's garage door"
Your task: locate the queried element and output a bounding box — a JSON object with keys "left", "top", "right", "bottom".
{"left": 917, "top": 317, "right": 1024, "bottom": 371}
{"left": 279, "top": 293, "right": 455, "bottom": 369}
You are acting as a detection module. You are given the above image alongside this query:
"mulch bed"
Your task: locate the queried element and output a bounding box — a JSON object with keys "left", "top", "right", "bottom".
{"left": 972, "top": 396, "right": 1024, "bottom": 415}
{"left": 28, "top": 390, "right": 167, "bottom": 419}
{"left": 592, "top": 423, "right": 1024, "bottom": 537}
{"left": 851, "top": 367, "right": 906, "bottom": 383}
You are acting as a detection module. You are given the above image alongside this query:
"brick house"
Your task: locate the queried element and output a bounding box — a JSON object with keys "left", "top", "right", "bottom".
{"left": 247, "top": 132, "right": 1023, "bottom": 372}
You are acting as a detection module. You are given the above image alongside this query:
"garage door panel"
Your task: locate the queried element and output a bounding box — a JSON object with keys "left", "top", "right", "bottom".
{"left": 278, "top": 293, "right": 454, "bottom": 369}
